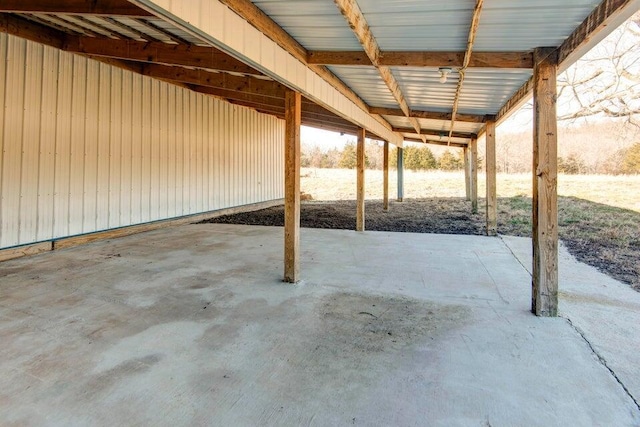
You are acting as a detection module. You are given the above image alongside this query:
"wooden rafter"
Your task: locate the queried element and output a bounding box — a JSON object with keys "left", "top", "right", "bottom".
{"left": 448, "top": 0, "right": 484, "bottom": 145}
{"left": 307, "top": 50, "right": 533, "bottom": 68}
{"left": 486, "top": 0, "right": 637, "bottom": 134}
{"left": 0, "top": 0, "right": 152, "bottom": 16}
{"left": 403, "top": 137, "right": 467, "bottom": 148}
{"left": 0, "top": 13, "right": 374, "bottom": 138}
{"left": 333, "top": 0, "right": 423, "bottom": 141}
{"left": 63, "top": 36, "right": 263, "bottom": 76}
{"left": 138, "top": 63, "right": 286, "bottom": 97}
{"left": 217, "top": 0, "right": 394, "bottom": 133}
{"left": 369, "top": 107, "right": 485, "bottom": 123}
{"left": 392, "top": 127, "right": 476, "bottom": 140}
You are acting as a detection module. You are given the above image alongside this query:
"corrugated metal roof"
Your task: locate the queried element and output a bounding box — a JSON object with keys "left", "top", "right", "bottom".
{"left": 245, "top": 0, "right": 639, "bottom": 141}
{"left": 328, "top": 65, "right": 400, "bottom": 108}
{"left": 251, "top": 0, "right": 361, "bottom": 50}
{"left": 475, "top": 0, "right": 597, "bottom": 50}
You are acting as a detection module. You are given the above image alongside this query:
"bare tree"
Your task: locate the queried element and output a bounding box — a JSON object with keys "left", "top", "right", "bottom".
{"left": 557, "top": 11, "right": 640, "bottom": 126}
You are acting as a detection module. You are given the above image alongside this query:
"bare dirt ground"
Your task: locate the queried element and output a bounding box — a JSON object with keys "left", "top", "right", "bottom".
{"left": 201, "top": 169, "right": 640, "bottom": 290}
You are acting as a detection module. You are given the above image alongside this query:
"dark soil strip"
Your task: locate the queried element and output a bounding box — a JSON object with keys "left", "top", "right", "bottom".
{"left": 199, "top": 197, "right": 640, "bottom": 291}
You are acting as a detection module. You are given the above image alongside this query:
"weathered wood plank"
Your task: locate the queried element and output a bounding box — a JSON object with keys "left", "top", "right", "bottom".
{"left": 284, "top": 91, "right": 301, "bottom": 283}
{"left": 370, "top": 107, "right": 485, "bottom": 123}
{"left": 558, "top": 0, "right": 635, "bottom": 67}
{"left": 464, "top": 147, "right": 471, "bottom": 201}
{"left": 0, "top": 14, "right": 65, "bottom": 48}
{"left": 532, "top": 49, "right": 559, "bottom": 317}
{"left": 485, "top": 120, "right": 497, "bottom": 236}
{"left": 63, "top": 37, "right": 263, "bottom": 76}
{"left": 0, "top": 0, "right": 153, "bottom": 16}
{"left": 356, "top": 128, "right": 366, "bottom": 231}
{"left": 383, "top": 141, "right": 389, "bottom": 210}
{"left": 140, "top": 63, "right": 285, "bottom": 97}
{"left": 0, "top": 242, "right": 52, "bottom": 262}
{"left": 397, "top": 148, "right": 404, "bottom": 202}
{"left": 392, "top": 127, "right": 475, "bottom": 139}
{"left": 218, "top": 0, "right": 394, "bottom": 134}
{"left": 448, "top": 0, "right": 484, "bottom": 144}
{"left": 470, "top": 138, "right": 478, "bottom": 214}
{"left": 308, "top": 50, "right": 533, "bottom": 68}
{"left": 334, "top": 0, "right": 421, "bottom": 136}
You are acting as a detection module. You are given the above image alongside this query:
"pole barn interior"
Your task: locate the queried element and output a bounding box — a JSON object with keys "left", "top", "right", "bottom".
{"left": 1, "top": 0, "right": 640, "bottom": 424}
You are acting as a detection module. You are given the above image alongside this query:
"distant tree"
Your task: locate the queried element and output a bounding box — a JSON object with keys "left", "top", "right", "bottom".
{"left": 558, "top": 154, "right": 587, "bottom": 174}
{"left": 438, "top": 150, "right": 463, "bottom": 170}
{"left": 338, "top": 141, "right": 369, "bottom": 169}
{"left": 390, "top": 146, "right": 398, "bottom": 169}
{"left": 621, "top": 142, "right": 640, "bottom": 173}
{"left": 403, "top": 146, "right": 437, "bottom": 170}
{"left": 338, "top": 142, "right": 357, "bottom": 169}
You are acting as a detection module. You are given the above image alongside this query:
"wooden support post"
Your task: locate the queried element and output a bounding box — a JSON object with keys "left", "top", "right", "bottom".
{"left": 470, "top": 138, "right": 478, "bottom": 214}
{"left": 397, "top": 147, "right": 404, "bottom": 202}
{"left": 383, "top": 141, "right": 389, "bottom": 210}
{"left": 485, "top": 120, "right": 497, "bottom": 236}
{"left": 464, "top": 146, "right": 470, "bottom": 201}
{"left": 356, "top": 128, "right": 366, "bottom": 231}
{"left": 284, "top": 90, "right": 301, "bottom": 283}
{"left": 532, "top": 48, "right": 559, "bottom": 317}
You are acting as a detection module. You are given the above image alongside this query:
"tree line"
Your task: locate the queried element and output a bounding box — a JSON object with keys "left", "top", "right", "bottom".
{"left": 301, "top": 142, "right": 466, "bottom": 171}
{"left": 302, "top": 138, "right": 640, "bottom": 174}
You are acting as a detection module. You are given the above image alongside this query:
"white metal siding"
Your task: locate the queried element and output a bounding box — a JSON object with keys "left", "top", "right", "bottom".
{"left": 0, "top": 33, "right": 284, "bottom": 249}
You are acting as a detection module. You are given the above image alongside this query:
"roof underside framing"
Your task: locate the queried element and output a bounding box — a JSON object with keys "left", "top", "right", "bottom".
{"left": 1, "top": 0, "right": 639, "bottom": 150}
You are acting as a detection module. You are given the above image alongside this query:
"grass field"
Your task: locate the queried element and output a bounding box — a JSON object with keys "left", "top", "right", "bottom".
{"left": 301, "top": 168, "right": 640, "bottom": 212}
{"left": 300, "top": 168, "right": 640, "bottom": 289}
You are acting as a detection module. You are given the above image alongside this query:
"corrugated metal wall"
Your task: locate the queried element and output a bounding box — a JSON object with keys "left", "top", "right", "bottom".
{"left": 0, "top": 33, "right": 284, "bottom": 249}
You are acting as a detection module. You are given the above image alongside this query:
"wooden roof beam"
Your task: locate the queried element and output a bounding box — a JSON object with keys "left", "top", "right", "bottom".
{"left": 370, "top": 107, "right": 485, "bottom": 123}
{"left": 307, "top": 50, "right": 533, "bottom": 68}
{"left": 63, "top": 36, "right": 263, "bottom": 76}
{"left": 486, "top": 0, "right": 638, "bottom": 134}
{"left": 0, "top": 13, "right": 66, "bottom": 48}
{"left": 0, "top": 0, "right": 153, "bottom": 17}
{"left": 137, "top": 63, "right": 286, "bottom": 97}
{"left": 448, "top": 0, "right": 484, "bottom": 145}
{"left": 334, "top": 0, "right": 424, "bottom": 141}
{"left": 403, "top": 137, "right": 467, "bottom": 148}
{"left": 217, "top": 0, "right": 394, "bottom": 133}
{"left": 392, "top": 127, "right": 476, "bottom": 140}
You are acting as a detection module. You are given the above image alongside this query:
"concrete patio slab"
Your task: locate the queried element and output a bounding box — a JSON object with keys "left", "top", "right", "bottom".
{"left": 1, "top": 224, "right": 638, "bottom": 426}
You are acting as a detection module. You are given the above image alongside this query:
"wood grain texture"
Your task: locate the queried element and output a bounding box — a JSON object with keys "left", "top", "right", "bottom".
{"left": 383, "top": 141, "right": 389, "bottom": 211}
{"left": 63, "top": 37, "right": 262, "bottom": 76}
{"left": 284, "top": 91, "right": 301, "bottom": 283}
{"left": 470, "top": 138, "right": 478, "bottom": 214}
{"left": 558, "top": 0, "right": 633, "bottom": 67}
{"left": 356, "top": 128, "right": 366, "bottom": 231}
{"left": 485, "top": 120, "right": 497, "bottom": 236}
{"left": 448, "top": 0, "right": 484, "bottom": 144}
{"left": 218, "top": 0, "right": 394, "bottom": 133}
{"left": 308, "top": 50, "right": 533, "bottom": 68}
{"left": 392, "top": 127, "right": 475, "bottom": 140}
{"left": 532, "top": 49, "right": 559, "bottom": 317}
{"left": 464, "top": 147, "right": 470, "bottom": 201}
{"left": 370, "top": 107, "right": 484, "bottom": 123}
{"left": 334, "top": 0, "right": 420, "bottom": 135}
{"left": 0, "top": 0, "right": 153, "bottom": 16}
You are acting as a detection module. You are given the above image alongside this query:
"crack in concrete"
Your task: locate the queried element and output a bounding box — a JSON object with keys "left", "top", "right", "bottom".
{"left": 562, "top": 315, "right": 640, "bottom": 413}
{"left": 498, "top": 235, "right": 532, "bottom": 277}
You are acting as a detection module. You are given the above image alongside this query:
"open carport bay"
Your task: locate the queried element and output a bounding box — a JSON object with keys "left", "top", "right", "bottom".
{"left": 1, "top": 224, "right": 638, "bottom": 426}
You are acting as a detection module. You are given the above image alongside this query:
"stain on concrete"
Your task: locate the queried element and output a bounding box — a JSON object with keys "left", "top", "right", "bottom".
{"left": 316, "top": 292, "right": 469, "bottom": 353}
